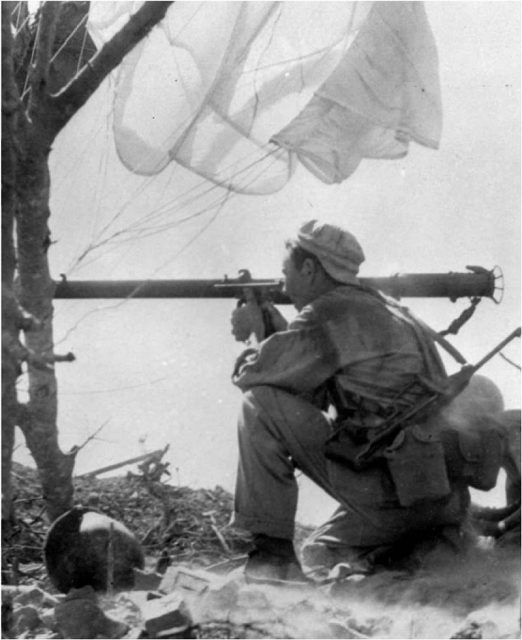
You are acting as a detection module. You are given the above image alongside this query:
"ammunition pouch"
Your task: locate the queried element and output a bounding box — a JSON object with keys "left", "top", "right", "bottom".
{"left": 324, "top": 419, "right": 452, "bottom": 507}
{"left": 441, "top": 425, "right": 504, "bottom": 491}
{"left": 324, "top": 413, "right": 505, "bottom": 507}
{"left": 384, "top": 425, "right": 451, "bottom": 507}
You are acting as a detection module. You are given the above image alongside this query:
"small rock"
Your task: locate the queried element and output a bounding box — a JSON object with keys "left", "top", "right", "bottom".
{"left": 143, "top": 591, "right": 192, "bottom": 639}
{"left": 229, "top": 587, "right": 272, "bottom": 626}
{"left": 159, "top": 566, "right": 211, "bottom": 595}
{"left": 55, "top": 590, "right": 129, "bottom": 639}
{"left": 328, "top": 618, "right": 367, "bottom": 639}
{"left": 328, "top": 562, "right": 370, "bottom": 582}
{"left": 287, "top": 615, "right": 338, "bottom": 639}
{"left": 451, "top": 610, "right": 501, "bottom": 639}
{"left": 134, "top": 568, "right": 163, "bottom": 592}
{"left": 346, "top": 617, "right": 374, "bottom": 636}
{"left": 40, "top": 608, "right": 58, "bottom": 632}
{"left": 65, "top": 585, "right": 98, "bottom": 602}
{"left": 197, "top": 576, "right": 241, "bottom": 622}
{"left": 235, "top": 587, "right": 270, "bottom": 611}
{"left": 371, "top": 615, "right": 393, "bottom": 636}
{"left": 12, "top": 605, "right": 42, "bottom": 635}
{"left": 450, "top": 622, "right": 483, "bottom": 639}
{"left": 13, "top": 586, "right": 59, "bottom": 609}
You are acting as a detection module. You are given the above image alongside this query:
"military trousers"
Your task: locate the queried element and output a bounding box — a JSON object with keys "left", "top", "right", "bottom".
{"left": 233, "top": 386, "right": 468, "bottom": 561}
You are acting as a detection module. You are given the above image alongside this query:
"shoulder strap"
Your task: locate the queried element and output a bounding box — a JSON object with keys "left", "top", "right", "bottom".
{"left": 356, "top": 284, "right": 468, "bottom": 366}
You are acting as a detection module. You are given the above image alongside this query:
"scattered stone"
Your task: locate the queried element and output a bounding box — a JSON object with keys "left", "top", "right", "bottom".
{"left": 2, "top": 584, "right": 60, "bottom": 608}
{"left": 236, "top": 587, "right": 270, "bottom": 611}
{"left": 11, "top": 586, "right": 59, "bottom": 609}
{"left": 328, "top": 562, "right": 371, "bottom": 583}
{"left": 40, "top": 607, "right": 58, "bottom": 632}
{"left": 229, "top": 587, "right": 272, "bottom": 626}
{"left": 451, "top": 610, "right": 502, "bottom": 639}
{"left": 287, "top": 615, "right": 341, "bottom": 639}
{"left": 11, "top": 605, "right": 42, "bottom": 635}
{"left": 159, "top": 566, "right": 212, "bottom": 596}
{"left": 134, "top": 568, "right": 163, "bottom": 592}
{"left": 54, "top": 586, "right": 129, "bottom": 639}
{"left": 372, "top": 615, "right": 394, "bottom": 636}
{"left": 122, "top": 589, "right": 156, "bottom": 615}
{"left": 143, "top": 591, "right": 192, "bottom": 638}
{"left": 346, "top": 617, "right": 376, "bottom": 637}
{"left": 328, "top": 618, "right": 368, "bottom": 639}
{"left": 197, "top": 576, "right": 241, "bottom": 622}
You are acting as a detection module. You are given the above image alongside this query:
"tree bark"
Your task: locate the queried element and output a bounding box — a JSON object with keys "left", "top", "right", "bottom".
{"left": 16, "top": 142, "right": 77, "bottom": 522}
{"left": 2, "top": 1, "right": 23, "bottom": 531}
{"left": 2, "top": 1, "right": 174, "bottom": 524}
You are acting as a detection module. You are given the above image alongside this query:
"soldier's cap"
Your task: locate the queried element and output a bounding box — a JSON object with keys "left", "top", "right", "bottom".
{"left": 296, "top": 219, "right": 365, "bottom": 284}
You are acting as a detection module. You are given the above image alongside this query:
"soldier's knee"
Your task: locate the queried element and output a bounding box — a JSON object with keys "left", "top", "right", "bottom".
{"left": 237, "top": 386, "right": 273, "bottom": 437}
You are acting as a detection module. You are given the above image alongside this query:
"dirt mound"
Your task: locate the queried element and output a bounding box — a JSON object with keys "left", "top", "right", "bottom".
{"left": 4, "top": 462, "right": 311, "bottom": 580}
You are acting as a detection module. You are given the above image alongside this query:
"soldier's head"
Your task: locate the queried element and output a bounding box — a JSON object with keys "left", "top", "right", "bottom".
{"left": 282, "top": 220, "right": 365, "bottom": 310}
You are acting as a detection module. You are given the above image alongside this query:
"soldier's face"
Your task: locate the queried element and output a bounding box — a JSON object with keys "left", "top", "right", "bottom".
{"left": 282, "top": 251, "right": 311, "bottom": 311}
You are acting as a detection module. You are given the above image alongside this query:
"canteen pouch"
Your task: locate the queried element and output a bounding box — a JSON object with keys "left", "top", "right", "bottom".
{"left": 441, "top": 426, "right": 504, "bottom": 491}
{"left": 384, "top": 424, "right": 451, "bottom": 507}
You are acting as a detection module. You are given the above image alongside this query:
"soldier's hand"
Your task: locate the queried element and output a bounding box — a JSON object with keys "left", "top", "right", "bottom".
{"left": 230, "top": 301, "right": 265, "bottom": 342}
{"left": 232, "top": 347, "right": 258, "bottom": 378}
{"left": 261, "top": 302, "right": 288, "bottom": 333}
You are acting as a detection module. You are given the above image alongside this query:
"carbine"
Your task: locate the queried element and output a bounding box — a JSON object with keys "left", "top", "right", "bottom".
{"left": 326, "top": 327, "right": 521, "bottom": 471}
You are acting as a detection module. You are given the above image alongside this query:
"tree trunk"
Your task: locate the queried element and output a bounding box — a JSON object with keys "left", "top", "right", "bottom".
{"left": 2, "top": 1, "right": 173, "bottom": 524}
{"left": 16, "top": 143, "right": 76, "bottom": 522}
{"left": 2, "top": 1, "right": 23, "bottom": 532}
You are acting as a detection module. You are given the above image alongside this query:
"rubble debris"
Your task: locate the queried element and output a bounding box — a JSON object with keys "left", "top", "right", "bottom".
{"left": 142, "top": 591, "right": 192, "bottom": 638}
{"left": 11, "top": 605, "right": 42, "bottom": 636}
{"left": 229, "top": 587, "right": 272, "bottom": 626}
{"left": 1, "top": 585, "right": 60, "bottom": 609}
{"left": 196, "top": 574, "right": 242, "bottom": 623}
{"left": 327, "top": 618, "right": 368, "bottom": 639}
{"left": 4, "top": 463, "right": 521, "bottom": 639}
{"left": 450, "top": 609, "right": 502, "bottom": 639}
{"left": 54, "top": 585, "right": 129, "bottom": 639}
{"left": 159, "top": 566, "right": 212, "bottom": 597}
{"left": 6, "top": 462, "right": 270, "bottom": 574}
{"left": 133, "top": 568, "right": 163, "bottom": 592}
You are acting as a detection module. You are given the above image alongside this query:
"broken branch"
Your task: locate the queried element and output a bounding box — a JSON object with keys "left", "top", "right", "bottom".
{"left": 75, "top": 420, "right": 109, "bottom": 453}
{"left": 77, "top": 449, "right": 166, "bottom": 478}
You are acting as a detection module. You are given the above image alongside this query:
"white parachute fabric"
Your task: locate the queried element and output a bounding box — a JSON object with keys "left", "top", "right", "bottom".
{"left": 87, "top": 2, "right": 440, "bottom": 193}
{"left": 87, "top": 2, "right": 368, "bottom": 194}
{"left": 272, "top": 2, "right": 442, "bottom": 184}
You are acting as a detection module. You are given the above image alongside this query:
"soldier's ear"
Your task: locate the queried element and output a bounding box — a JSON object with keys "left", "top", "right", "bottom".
{"left": 301, "top": 257, "right": 316, "bottom": 278}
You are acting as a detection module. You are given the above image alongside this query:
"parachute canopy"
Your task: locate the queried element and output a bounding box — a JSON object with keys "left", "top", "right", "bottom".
{"left": 88, "top": 1, "right": 441, "bottom": 194}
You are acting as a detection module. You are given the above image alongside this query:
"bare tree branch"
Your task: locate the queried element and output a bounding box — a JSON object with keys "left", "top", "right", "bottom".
{"left": 75, "top": 420, "right": 109, "bottom": 453}
{"left": 51, "top": 1, "right": 172, "bottom": 132}
{"left": 30, "top": 2, "right": 62, "bottom": 107}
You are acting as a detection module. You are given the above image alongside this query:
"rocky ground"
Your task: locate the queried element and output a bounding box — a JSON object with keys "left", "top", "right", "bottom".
{"left": 2, "top": 462, "right": 520, "bottom": 639}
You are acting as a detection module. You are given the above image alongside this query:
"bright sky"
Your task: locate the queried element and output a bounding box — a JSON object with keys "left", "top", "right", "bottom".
{"left": 48, "top": 1, "right": 520, "bottom": 409}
